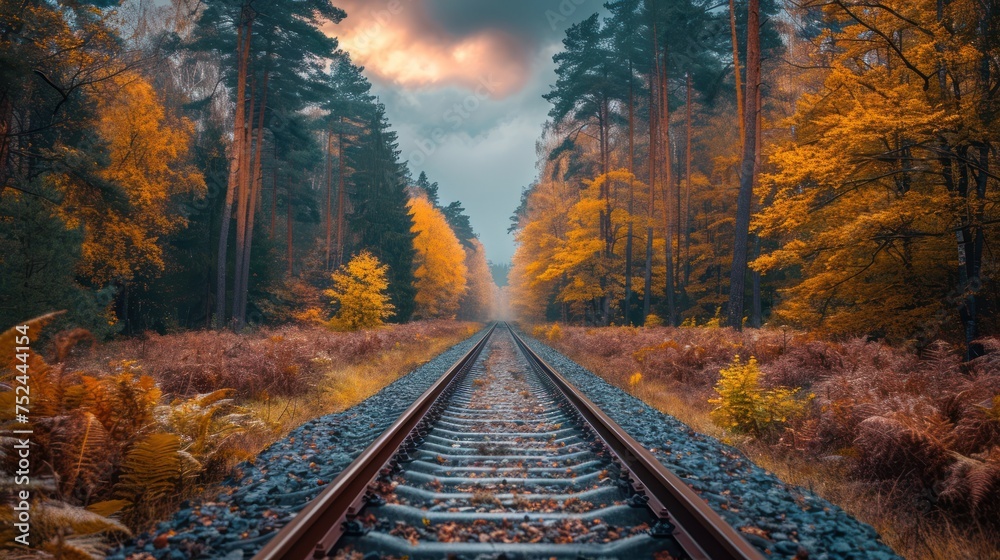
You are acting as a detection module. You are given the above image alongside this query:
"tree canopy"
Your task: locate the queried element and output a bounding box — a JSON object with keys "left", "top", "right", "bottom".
{"left": 511, "top": 0, "right": 998, "bottom": 349}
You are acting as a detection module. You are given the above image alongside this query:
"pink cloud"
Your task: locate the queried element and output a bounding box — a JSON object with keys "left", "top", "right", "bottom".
{"left": 324, "top": 1, "right": 531, "bottom": 97}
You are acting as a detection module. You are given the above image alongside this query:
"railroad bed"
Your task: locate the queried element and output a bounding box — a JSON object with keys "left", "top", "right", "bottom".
{"left": 112, "top": 323, "right": 902, "bottom": 560}
{"left": 332, "top": 330, "right": 680, "bottom": 559}
{"left": 257, "top": 324, "right": 762, "bottom": 560}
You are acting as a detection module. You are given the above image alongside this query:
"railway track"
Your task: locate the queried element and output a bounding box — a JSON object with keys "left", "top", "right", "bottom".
{"left": 254, "top": 324, "right": 764, "bottom": 560}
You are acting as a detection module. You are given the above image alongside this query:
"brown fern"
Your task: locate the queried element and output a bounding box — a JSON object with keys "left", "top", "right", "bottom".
{"left": 54, "top": 411, "right": 111, "bottom": 501}
{"left": 0, "top": 311, "right": 64, "bottom": 372}
{"left": 53, "top": 327, "right": 96, "bottom": 363}
{"left": 1, "top": 500, "right": 129, "bottom": 557}
{"left": 853, "top": 413, "right": 955, "bottom": 485}
{"left": 940, "top": 447, "right": 1000, "bottom": 526}
{"left": 115, "top": 432, "right": 181, "bottom": 509}
{"left": 965, "top": 449, "right": 1000, "bottom": 513}
{"left": 951, "top": 394, "right": 1000, "bottom": 455}
{"left": 919, "top": 340, "right": 960, "bottom": 375}
{"left": 160, "top": 389, "right": 264, "bottom": 478}
{"left": 785, "top": 417, "right": 821, "bottom": 451}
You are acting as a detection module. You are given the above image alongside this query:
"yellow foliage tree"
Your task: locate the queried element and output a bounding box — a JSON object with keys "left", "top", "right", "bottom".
{"left": 754, "top": 0, "right": 997, "bottom": 343}
{"left": 57, "top": 72, "right": 204, "bottom": 286}
{"left": 510, "top": 175, "right": 577, "bottom": 322}
{"left": 408, "top": 196, "right": 468, "bottom": 318}
{"left": 518, "top": 168, "right": 659, "bottom": 323}
{"left": 458, "top": 238, "right": 497, "bottom": 321}
{"left": 325, "top": 251, "right": 395, "bottom": 330}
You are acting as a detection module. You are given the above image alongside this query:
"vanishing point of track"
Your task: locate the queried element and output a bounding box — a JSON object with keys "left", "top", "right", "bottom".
{"left": 254, "top": 323, "right": 765, "bottom": 560}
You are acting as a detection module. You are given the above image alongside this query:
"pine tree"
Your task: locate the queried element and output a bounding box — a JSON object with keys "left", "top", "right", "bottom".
{"left": 323, "top": 55, "right": 375, "bottom": 269}
{"left": 725, "top": 0, "right": 761, "bottom": 330}
{"left": 348, "top": 104, "right": 417, "bottom": 321}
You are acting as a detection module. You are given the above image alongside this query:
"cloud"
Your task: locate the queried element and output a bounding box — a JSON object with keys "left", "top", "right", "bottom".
{"left": 327, "top": 0, "right": 536, "bottom": 97}
{"left": 321, "top": 0, "right": 608, "bottom": 262}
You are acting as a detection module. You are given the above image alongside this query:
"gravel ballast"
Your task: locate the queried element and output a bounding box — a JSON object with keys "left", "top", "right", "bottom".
{"left": 518, "top": 330, "right": 902, "bottom": 560}
{"left": 113, "top": 325, "right": 901, "bottom": 559}
{"left": 111, "top": 329, "right": 489, "bottom": 560}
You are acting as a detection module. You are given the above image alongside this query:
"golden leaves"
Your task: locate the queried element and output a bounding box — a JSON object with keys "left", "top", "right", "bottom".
{"left": 326, "top": 250, "right": 395, "bottom": 330}
{"left": 750, "top": 0, "right": 983, "bottom": 340}
{"left": 512, "top": 168, "right": 655, "bottom": 315}
{"left": 57, "top": 72, "right": 204, "bottom": 286}
{"left": 709, "top": 355, "right": 807, "bottom": 437}
{"left": 460, "top": 238, "right": 497, "bottom": 321}
{"left": 408, "top": 196, "right": 468, "bottom": 319}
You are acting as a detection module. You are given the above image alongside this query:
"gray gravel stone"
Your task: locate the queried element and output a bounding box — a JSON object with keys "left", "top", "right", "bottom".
{"left": 110, "top": 328, "right": 489, "bottom": 559}
{"left": 517, "top": 329, "right": 902, "bottom": 560}
{"left": 111, "top": 326, "right": 901, "bottom": 559}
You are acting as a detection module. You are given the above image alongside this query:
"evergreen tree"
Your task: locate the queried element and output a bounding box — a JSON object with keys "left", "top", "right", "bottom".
{"left": 348, "top": 104, "right": 417, "bottom": 321}
{"left": 442, "top": 201, "right": 476, "bottom": 248}
{"left": 322, "top": 55, "right": 376, "bottom": 269}
{"left": 414, "top": 171, "right": 440, "bottom": 205}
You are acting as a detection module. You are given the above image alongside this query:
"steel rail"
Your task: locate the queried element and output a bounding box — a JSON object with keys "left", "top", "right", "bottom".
{"left": 508, "top": 325, "right": 766, "bottom": 560}
{"left": 253, "top": 323, "right": 496, "bottom": 560}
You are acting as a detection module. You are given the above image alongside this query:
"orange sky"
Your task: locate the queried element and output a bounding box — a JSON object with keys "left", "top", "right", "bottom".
{"left": 324, "top": 0, "right": 531, "bottom": 97}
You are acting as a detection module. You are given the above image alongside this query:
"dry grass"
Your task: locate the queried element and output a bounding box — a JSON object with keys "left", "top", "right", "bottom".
{"left": 539, "top": 324, "right": 1000, "bottom": 560}
{"left": 69, "top": 321, "right": 480, "bottom": 444}
{"left": 0, "top": 318, "right": 478, "bottom": 558}
{"left": 243, "top": 324, "right": 478, "bottom": 439}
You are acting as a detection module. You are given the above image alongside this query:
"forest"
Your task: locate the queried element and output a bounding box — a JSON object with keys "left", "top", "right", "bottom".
{"left": 509, "top": 0, "right": 1000, "bottom": 352}
{"left": 0, "top": 2, "right": 497, "bottom": 554}
{"left": 0, "top": 0, "right": 498, "bottom": 338}
{"left": 508, "top": 1, "right": 1000, "bottom": 554}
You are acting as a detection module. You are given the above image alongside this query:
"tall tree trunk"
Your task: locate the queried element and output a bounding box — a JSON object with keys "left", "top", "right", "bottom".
{"left": 729, "top": 0, "right": 745, "bottom": 148}
{"left": 324, "top": 129, "right": 334, "bottom": 271}
{"left": 236, "top": 64, "right": 270, "bottom": 328}
{"left": 726, "top": 0, "right": 760, "bottom": 330}
{"left": 751, "top": 234, "right": 762, "bottom": 327}
{"left": 600, "top": 96, "right": 613, "bottom": 326}
{"left": 644, "top": 228, "right": 653, "bottom": 321}
{"left": 215, "top": 12, "right": 252, "bottom": 328}
{"left": 625, "top": 63, "right": 635, "bottom": 326}
{"left": 335, "top": 120, "right": 347, "bottom": 267}
{"left": 963, "top": 2, "right": 993, "bottom": 359}
{"left": 601, "top": 97, "right": 610, "bottom": 176}
{"left": 0, "top": 93, "right": 11, "bottom": 197}
{"left": 659, "top": 42, "right": 676, "bottom": 325}
{"left": 684, "top": 72, "right": 693, "bottom": 289}
{"left": 286, "top": 184, "right": 294, "bottom": 277}
{"left": 675, "top": 149, "right": 682, "bottom": 294}
{"left": 232, "top": 73, "right": 257, "bottom": 328}
{"left": 270, "top": 165, "right": 277, "bottom": 240}
{"left": 966, "top": 142, "right": 988, "bottom": 358}
{"left": 751, "top": 87, "right": 763, "bottom": 328}
{"left": 644, "top": 36, "right": 657, "bottom": 323}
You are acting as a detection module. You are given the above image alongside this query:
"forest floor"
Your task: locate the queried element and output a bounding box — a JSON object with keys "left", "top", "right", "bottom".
{"left": 534, "top": 324, "right": 1000, "bottom": 560}
{"left": 51, "top": 320, "right": 480, "bottom": 533}
{"left": 67, "top": 320, "right": 480, "bottom": 454}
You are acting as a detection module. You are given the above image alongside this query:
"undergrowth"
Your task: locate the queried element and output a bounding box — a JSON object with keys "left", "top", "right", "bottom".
{"left": 538, "top": 324, "right": 1000, "bottom": 560}
{"left": 1, "top": 317, "right": 476, "bottom": 558}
